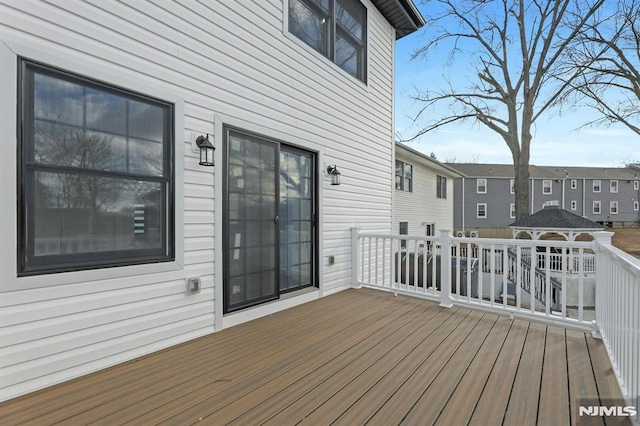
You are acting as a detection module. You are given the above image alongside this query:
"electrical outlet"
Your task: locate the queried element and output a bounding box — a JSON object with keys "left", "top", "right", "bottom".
{"left": 186, "top": 277, "right": 201, "bottom": 295}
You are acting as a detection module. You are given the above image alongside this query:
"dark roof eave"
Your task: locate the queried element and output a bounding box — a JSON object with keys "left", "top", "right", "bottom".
{"left": 371, "top": 0, "right": 426, "bottom": 39}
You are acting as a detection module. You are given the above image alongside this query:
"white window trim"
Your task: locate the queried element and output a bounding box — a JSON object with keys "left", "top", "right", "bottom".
{"left": 593, "top": 180, "right": 601, "bottom": 193}
{"left": 571, "top": 200, "right": 577, "bottom": 211}
{"left": 477, "top": 178, "right": 487, "bottom": 194}
{"left": 610, "top": 180, "right": 618, "bottom": 193}
{"left": 571, "top": 179, "right": 577, "bottom": 189}
{"left": 635, "top": 181, "right": 639, "bottom": 191}
{"left": 477, "top": 203, "right": 487, "bottom": 218}
{"left": 0, "top": 39, "right": 185, "bottom": 291}
{"left": 542, "top": 180, "right": 552, "bottom": 194}
{"left": 610, "top": 201, "right": 618, "bottom": 214}
{"left": 593, "top": 201, "right": 601, "bottom": 214}
{"left": 509, "top": 179, "right": 515, "bottom": 194}
{"left": 634, "top": 201, "right": 639, "bottom": 211}
{"left": 509, "top": 203, "right": 515, "bottom": 219}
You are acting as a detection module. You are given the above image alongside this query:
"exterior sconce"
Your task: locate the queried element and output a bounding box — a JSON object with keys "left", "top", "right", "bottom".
{"left": 196, "top": 134, "right": 214, "bottom": 166}
{"left": 327, "top": 165, "right": 341, "bottom": 185}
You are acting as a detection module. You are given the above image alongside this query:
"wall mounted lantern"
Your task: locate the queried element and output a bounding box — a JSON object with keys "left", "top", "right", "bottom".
{"left": 196, "top": 134, "right": 215, "bottom": 166}
{"left": 327, "top": 165, "right": 341, "bottom": 185}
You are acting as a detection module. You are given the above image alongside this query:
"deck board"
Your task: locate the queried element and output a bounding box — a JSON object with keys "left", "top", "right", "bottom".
{"left": 0, "top": 288, "right": 626, "bottom": 426}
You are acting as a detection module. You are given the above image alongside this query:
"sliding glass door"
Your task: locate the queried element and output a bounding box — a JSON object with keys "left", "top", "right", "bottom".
{"left": 224, "top": 128, "right": 316, "bottom": 313}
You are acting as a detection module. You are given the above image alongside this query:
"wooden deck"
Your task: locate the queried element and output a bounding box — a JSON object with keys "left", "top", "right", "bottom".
{"left": 0, "top": 288, "right": 627, "bottom": 425}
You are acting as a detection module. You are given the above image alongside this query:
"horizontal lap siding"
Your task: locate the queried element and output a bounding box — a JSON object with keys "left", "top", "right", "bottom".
{"left": 395, "top": 152, "right": 456, "bottom": 236}
{"left": 0, "top": 0, "right": 395, "bottom": 401}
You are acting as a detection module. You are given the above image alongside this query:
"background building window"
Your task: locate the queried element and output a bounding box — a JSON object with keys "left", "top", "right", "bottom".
{"left": 477, "top": 203, "right": 487, "bottom": 218}
{"left": 593, "top": 201, "right": 601, "bottom": 214}
{"left": 542, "top": 180, "right": 552, "bottom": 194}
{"left": 635, "top": 181, "right": 639, "bottom": 191}
{"left": 289, "top": 0, "right": 367, "bottom": 82}
{"left": 509, "top": 203, "right": 515, "bottom": 219}
{"left": 18, "top": 61, "right": 174, "bottom": 275}
{"left": 510, "top": 179, "right": 514, "bottom": 194}
{"left": 396, "top": 160, "right": 412, "bottom": 192}
{"left": 610, "top": 201, "right": 618, "bottom": 214}
{"left": 571, "top": 200, "right": 577, "bottom": 211}
{"left": 634, "top": 201, "right": 639, "bottom": 211}
{"left": 610, "top": 180, "right": 618, "bottom": 193}
{"left": 593, "top": 180, "right": 601, "bottom": 193}
{"left": 571, "top": 179, "right": 577, "bottom": 189}
{"left": 477, "top": 178, "right": 487, "bottom": 194}
{"left": 399, "top": 221, "right": 408, "bottom": 249}
{"left": 436, "top": 175, "right": 447, "bottom": 199}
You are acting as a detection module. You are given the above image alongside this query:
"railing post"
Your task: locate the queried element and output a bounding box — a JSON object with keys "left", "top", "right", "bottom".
{"left": 592, "top": 231, "right": 613, "bottom": 339}
{"left": 439, "top": 229, "right": 453, "bottom": 308}
{"left": 351, "top": 227, "right": 361, "bottom": 289}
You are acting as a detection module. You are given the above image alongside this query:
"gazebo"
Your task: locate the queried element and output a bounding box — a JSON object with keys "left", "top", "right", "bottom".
{"left": 509, "top": 205, "right": 603, "bottom": 241}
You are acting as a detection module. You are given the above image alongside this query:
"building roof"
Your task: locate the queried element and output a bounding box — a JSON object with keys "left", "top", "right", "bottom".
{"left": 371, "top": 0, "right": 426, "bottom": 39}
{"left": 396, "top": 143, "right": 465, "bottom": 177}
{"left": 444, "top": 163, "right": 640, "bottom": 180}
{"left": 509, "top": 206, "right": 603, "bottom": 230}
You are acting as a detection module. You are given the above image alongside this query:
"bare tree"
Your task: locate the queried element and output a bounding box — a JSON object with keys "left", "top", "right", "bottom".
{"left": 406, "top": 0, "right": 604, "bottom": 219}
{"left": 568, "top": 1, "right": 640, "bottom": 135}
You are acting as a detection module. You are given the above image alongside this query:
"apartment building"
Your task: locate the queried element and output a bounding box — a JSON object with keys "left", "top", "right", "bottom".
{"left": 446, "top": 163, "right": 640, "bottom": 237}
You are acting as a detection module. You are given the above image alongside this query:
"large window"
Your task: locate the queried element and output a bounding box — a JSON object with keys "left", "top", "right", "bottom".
{"left": 396, "top": 160, "right": 413, "bottom": 192}
{"left": 436, "top": 175, "right": 447, "bottom": 199}
{"left": 18, "top": 60, "right": 174, "bottom": 275}
{"left": 288, "top": 0, "right": 367, "bottom": 82}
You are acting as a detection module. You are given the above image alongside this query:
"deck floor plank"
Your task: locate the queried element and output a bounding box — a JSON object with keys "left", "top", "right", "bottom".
{"left": 0, "top": 288, "right": 624, "bottom": 426}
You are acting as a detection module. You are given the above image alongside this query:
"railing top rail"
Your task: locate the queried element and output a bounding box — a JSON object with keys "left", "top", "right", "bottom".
{"left": 597, "top": 242, "right": 640, "bottom": 279}
{"left": 357, "top": 232, "right": 439, "bottom": 241}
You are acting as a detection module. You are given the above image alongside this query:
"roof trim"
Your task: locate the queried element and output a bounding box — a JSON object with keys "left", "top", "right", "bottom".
{"left": 370, "top": 0, "right": 426, "bottom": 39}
{"left": 396, "top": 142, "right": 466, "bottom": 177}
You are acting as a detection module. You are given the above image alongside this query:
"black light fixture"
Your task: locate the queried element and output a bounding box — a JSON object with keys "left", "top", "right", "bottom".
{"left": 327, "top": 165, "right": 341, "bottom": 185}
{"left": 196, "top": 134, "right": 214, "bottom": 166}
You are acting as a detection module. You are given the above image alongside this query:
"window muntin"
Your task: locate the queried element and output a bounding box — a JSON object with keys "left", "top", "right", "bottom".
{"left": 542, "top": 180, "right": 552, "bottom": 194}
{"left": 396, "top": 160, "right": 412, "bottom": 192}
{"left": 437, "top": 175, "right": 447, "bottom": 199}
{"left": 610, "top": 180, "right": 618, "bottom": 193}
{"left": 477, "top": 203, "right": 487, "bottom": 218}
{"left": 571, "top": 179, "right": 577, "bottom": 189}
{"left": 593, "top": 180, "right": 601, "bottom": 193}
{"left": 477, "top": 178, "right": 487, "bottom": 194}
{"left": 289, "top": 0, "right": 367, "bottom": 82}
{"left": 610, "top": 201, "right": 618, "bottom": 214}
{"left": 593, "top": 201, "right": 601, "bottom": 214}
{"left": 19, "top": 60, "right": 174, "bottom": 275}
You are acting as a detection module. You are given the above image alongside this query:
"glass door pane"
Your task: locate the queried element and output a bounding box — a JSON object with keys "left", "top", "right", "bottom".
{"left": 225, "top": 130, "right": 279, "bottom": 313}
{"left": 279, "top": 147, "right": 315, "bottom": 292}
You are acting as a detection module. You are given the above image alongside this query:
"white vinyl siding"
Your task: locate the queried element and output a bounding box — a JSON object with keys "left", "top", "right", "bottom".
{"left": 0, "top": 0, "right": 397, "bottom": 402}
{"left": 394, "top": 149, "right": 456, "bottom": 236}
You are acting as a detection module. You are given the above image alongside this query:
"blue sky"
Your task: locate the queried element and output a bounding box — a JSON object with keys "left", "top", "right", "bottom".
{"left": 393, "top": 5, "right": 639, "bottom": 167}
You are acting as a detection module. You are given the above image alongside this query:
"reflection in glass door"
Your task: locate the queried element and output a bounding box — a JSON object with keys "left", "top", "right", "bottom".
{"left": 279, "top": 147, "right": 315, "bottom": 292}
{"left": 225, "top": 130, "right": 279, "bottom": 313}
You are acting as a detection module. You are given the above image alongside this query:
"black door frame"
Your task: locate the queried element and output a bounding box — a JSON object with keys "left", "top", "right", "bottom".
{"left": 222, "top": 125, "right": 319, "bottom": 314}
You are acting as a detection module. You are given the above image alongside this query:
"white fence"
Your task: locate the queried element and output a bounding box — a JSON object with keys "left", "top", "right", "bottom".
{"left": 352, "top": 228, "right": 639, "bottom": 406}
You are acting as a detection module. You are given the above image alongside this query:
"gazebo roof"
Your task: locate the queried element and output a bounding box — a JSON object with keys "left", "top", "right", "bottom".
{"left": 509, "top": 206, "right": 603, "bottom": 230}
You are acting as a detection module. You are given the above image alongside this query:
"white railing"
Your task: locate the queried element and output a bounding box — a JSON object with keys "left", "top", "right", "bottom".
{"left": 593, "top": 232, "right": 640, "bottom": 404}
{"left": 352, "top": 228, "right": 639, "bottom": 407}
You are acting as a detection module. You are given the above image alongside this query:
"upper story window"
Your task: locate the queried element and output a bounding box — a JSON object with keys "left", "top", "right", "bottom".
{"left": 436, "top": 175, "right": 447, "bottom": 199}
{"left": 610, "top": 180, "right": 618, "bottom": 193}
{"left": 396, "top": 160, "right": 412, "bottom": 192}
{"left": 542, "top": 180, "right": 552, "bottom": 194}
{"left": 571, "top": 200, "right": 577, "bottom": 210}
{"left": 593, "top": 180, "right": 601, "bottom": 193}
{"left": 477, "top": 178, "right": 487, "bottom": 194}
{"left": 635, "top": 201, "right": 639, "bottom": 211}
{"left": 18, "top": 60, "right": 174, "bottom": 275}
{"left": 509, "top": 203, "right": 515, "bottom": 219}
{"left": 509, "top": 179, "right": 514, "bottom": 194}
{"left": 635, "top": 181, "right": 639, "bottom": 191}
{"left": 610, "top": 201, "right": 618, "bottom": 214}
{"left": 593, "top": 201, "right": 601, "bottom": 214}
{"left": 288, "top": 0, "right": 367, "bottom": 82}
{"left": 399, "top": 221, "right": 408, "bottom": 249}
{"left": 571, "top": 179, "right": 577, "bottom": 189}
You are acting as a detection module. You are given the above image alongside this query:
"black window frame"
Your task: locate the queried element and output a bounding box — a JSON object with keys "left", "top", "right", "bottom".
{"left": 399, "top": 221, "right": 408, "bottom": 249}
{"left": 396, "top": 160, "right": 412, "bottom": 192}
{"left": 436, "top": 175, "right": 447, "bottom": 199}
{"left": 17, "top": 59, "right": 175, "bottom": 276}
{"left": 288, "top": 0, "right": 367, "bottom": 82}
